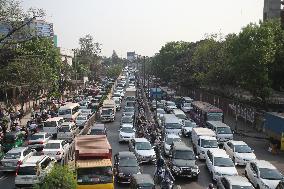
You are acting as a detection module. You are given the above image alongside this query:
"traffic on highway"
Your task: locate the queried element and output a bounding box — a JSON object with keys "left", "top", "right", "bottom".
{"left": 0, "top": 65, "right": 284, "bottom": 189}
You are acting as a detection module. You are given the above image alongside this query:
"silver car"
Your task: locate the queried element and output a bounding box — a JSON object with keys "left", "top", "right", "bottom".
{"left": 57, "top": 122, "right": 78, "bottom": 142}
{"left": 0, "top": 147, "right": 35, "bottom": 172}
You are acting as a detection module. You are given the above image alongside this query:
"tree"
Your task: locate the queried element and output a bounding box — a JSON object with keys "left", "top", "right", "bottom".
{"left": 34, "top": 165, "right": 76, "bottom": 189}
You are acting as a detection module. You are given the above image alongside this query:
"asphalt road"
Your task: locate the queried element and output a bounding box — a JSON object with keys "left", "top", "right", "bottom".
{"left": 1, "top": 98, "right": 284, "bottom": 188}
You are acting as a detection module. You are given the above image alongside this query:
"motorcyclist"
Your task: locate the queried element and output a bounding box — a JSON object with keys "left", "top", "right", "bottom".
{"left": 156, "top": 152, "right": 165, "bottom": 172}
{"left": 161, "top": 166, "right": 175, "bottom": 189}
{"left": 207, "top": 183, "right": 214, "bottom": 189}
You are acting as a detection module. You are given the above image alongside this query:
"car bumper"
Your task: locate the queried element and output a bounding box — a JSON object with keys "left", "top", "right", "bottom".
{"left": 116, "top": 175, "right": 131, "bottom": 183}
{"left": 0, "top": 165, "right": 18, "bottom": 172}
{"left": 28, "top": 144, "right": 44, "bottom": 149}
{"left": 235, "top": 158, "right": 252, "bottom": 166}
{"left": 138, "top": 156, "right": 156, "bottom": 163}
{"left": 119, "top": 136, "right": 133, "bottom": 142}
{"left": 172, "top": 168, "right": 199, "bottom": 178}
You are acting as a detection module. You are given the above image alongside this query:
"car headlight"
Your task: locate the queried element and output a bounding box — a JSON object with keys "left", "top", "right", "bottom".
{"left": 173, "top": 166, "right": 180, "bottom": 172}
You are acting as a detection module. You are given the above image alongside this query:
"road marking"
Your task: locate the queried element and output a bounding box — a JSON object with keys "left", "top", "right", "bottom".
{"left": 0, "top": 175, "right": 7, "bottom": 181}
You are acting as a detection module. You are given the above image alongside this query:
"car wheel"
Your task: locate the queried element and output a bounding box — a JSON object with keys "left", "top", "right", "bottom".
{"left": 244, "top": 170, "right": 248, "bottom": 177}
{"left": 232, "top": 157, "right": 236, "bottom": 165}
{"left": 256, "top": 185, "right": 260, "bottom": 189}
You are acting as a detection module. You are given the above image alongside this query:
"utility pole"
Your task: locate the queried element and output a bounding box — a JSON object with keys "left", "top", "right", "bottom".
{"left": 143, "top": 56, "right": 146, "bottom": 88}
{"left": 281, "top": 0, "right": 284, "bottom": 29}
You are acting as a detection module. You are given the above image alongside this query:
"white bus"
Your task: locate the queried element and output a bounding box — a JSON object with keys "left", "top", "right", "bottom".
{"left": 58, "top": 103, "right": 80, "bottom": 122}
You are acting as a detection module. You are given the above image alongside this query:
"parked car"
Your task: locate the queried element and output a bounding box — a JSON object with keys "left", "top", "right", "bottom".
{"left": 123, "top": 107, "right": 135, "bottom": 118}
{"left": 129, "top": 138, "right": 156, "bottom": 164}
{"left": 217, "top": 176, "right": 254, "bottom": 189}
{"left": 205, "top": 148, "right": 238, "bottom": 181}
{"left": 27, "top": 132, "right": 50, "bottom": 150}
{"left": 181, "top": 103, "right": 193, "bottom": 113}
{"left": 223, "top": 140, "right": 256, "bottom": 166}
{"left": 57, "top": 122, "right": 78, "bottom": 142}
{"left": 76, "top": 115, "right": 88, "bottom": 129}
{"left": 245, "top": 160, "right": 283, "bottom": 189}
{"left": 0, "top": 147, "right": 35, "bottom": 172}
{"left": 15, "top": 155, "right": 55, "bottom": 188}
{"left": 113, "top": 151, "right": 140, "bottom": 183}
{"left": 120, "top": 115, "right": 134, "bottom": 128}
{"left": 163, "top": 134, "right": 181, "bottom": 156}
{"left": 119, "top": 125, "right": 136, "bottom": 142}
{"left": 88, "top": 123, "right": 107, "bottom": 135}
{"left": 130, "top": 174, "right": 155, "bottom": 189}
{"left": 168, "top": 142, "right": 199, "bottom": 179}
{"left": 181, "top": 119, "right": 197, "bottom": 137}
{"left": 42, "top": 140, "right": 69, "bottom": 161}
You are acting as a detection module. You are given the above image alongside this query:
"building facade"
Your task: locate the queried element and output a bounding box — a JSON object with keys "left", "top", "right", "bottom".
{"left": 263, "top": 0, "right": 281, "bottom": 20}
{"left": 127, "top": 51, "right": 136, "bottom": 62}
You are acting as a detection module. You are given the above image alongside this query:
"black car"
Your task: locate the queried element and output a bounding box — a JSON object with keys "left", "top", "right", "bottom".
{"left": 168, "top": 141, "right": 200, "bottom": 179}
{"left": 113, "top": 151, "right": 140, "bottom": 184}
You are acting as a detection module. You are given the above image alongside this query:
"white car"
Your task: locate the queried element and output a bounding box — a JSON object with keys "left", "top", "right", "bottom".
{"left": 120, "top": 115, "right": 134, "bottom": 128}
{"left": 163, "top": 134, "right": 181, "bottom": 155}
{"left": 165, "top": 101, "right": 177, "bottom": 113}
{"left": 76, "top": 115, "right": 88, "bottom": 128}
{"left": 217, "top": 176, "right": 254, "bottom": 189}
{"left": 223, "top": 140, "right": 256, "bottom": 166}
{"left": 129, "top": 138, "right": 156, "bottom": 164}
{"left": 245, "top": 160, "right": 283, "bottom": 189}
{"left": 42, "top": 140, "right": 70, "bottom": 161}
{"left": 119, "top": 125, "right": 135, "bottom": 142}
{"left": 181, "top": 103, "right": 193, "bottom": 113}
{"left": 113, "top": 92, "right": 122, "bottom": 100}
{"left": 205, "top": 148, "right": 238, "bottom": 181}
{"left": 181, "top": 120, "right": 197, "bottom": 137}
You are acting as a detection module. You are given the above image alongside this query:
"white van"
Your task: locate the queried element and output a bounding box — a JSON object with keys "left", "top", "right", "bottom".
{"left": 206, "top": 121, "right": 233, "bottom": 144}
{"left": 162, "top": 114, "right": 182, "bottom": 135}
{"left": 43, "top": 117, "right": 64, "bottom": 136}
{"left": 191, "top": 127, "right": 217, "bottom": 159}
{"left": 58, "top": 103, "right": 80, "bottom": 122}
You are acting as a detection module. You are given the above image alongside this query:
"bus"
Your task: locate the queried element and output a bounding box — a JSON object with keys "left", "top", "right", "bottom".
{"left": 58, "top": 103, "right": 80, "bottom": 122}
{"left": 190, "top": 101, "right": 223, "bottom": 127}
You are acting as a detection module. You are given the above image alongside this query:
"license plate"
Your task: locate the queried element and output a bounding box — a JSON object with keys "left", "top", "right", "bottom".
{"left": 5, "top": 163, "right": 13, "bottom": 167}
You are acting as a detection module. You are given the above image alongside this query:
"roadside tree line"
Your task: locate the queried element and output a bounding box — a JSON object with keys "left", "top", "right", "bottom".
{"left": 149, "top": 19, "right": 284, "bottom": 104}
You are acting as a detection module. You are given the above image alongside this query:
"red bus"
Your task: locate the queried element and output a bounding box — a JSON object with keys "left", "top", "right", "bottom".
{"left": 190, "top": 101, "right": 224, "bottom": 127}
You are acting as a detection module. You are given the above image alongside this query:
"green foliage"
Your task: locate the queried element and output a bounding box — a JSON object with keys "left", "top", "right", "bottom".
{"left": 150, "top": 19, "right": 284, "bottom": 102}
{"left": 106, "top": 64, "right": 123, "bottom": 78}
{"left": 34, "top": 165, "right": 76, "bottom": 189}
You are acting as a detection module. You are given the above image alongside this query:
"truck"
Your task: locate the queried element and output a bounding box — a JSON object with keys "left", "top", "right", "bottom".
{"left": 100, "top": 100, "right": 116, "bottom": 122}
{"left": 191, "top": 127, "right": 218, "bottom": 159}
{"left": 150, "top": 87, "right": 162, "bottom": 101}
{"left": 125, "top": 87, "right": 136, "bottom": 101}
{"left": 75, "top": 135, "right": 113, "bottom": 189}
{"left": 264, "top": 112, "right": 284, "bottom": 143}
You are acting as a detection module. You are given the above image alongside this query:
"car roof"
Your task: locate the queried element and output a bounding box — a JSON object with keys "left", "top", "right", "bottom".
{"left": 61, "top": 122, "right": 75, "bottom": 126}
{"left": 33, "top": 132, "right": 47, "bottom": 135}
{"left": 209, "top": 148, "right": 228, "bottom": 158}
{"left": 133, "top": 138, "right": 148, "bottom": 143}
{"left": 23, "top": 155, "right": 47, "bottom": 165}
{"left": 225, "top": 176, "right": 252, "bottom": 186}
{"left": 229, "top": 140, "right": 247, "bottom": 146}
{"left": 118, "top": 151, "right": 136, "bottom": 158}
{"left": 7, "top": 147, "right": 27, "bottom": 153}
{"left": 173, "top": 142, "right": 193, "bottom": 151}
{"left": 166, "top": 133, "right": 180, "bottom": 139}
{"left": 199, "top": 136, "right": 217, "bottom": 140}
{"left": 132, "top": 174, "right": 154, "bottom": 185}
{"left": 253, "top": 160, "right": 276, "bottom": 169}
{"left": 91, "top": 124, "right": 105, "bottom": 129}
{"left": 172, "top": 109, "right": 184, "bottom": 113}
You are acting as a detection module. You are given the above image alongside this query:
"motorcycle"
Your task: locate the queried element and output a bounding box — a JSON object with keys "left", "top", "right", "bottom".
{"left": 154, "top": 166, "right": 165, "bottom": 184}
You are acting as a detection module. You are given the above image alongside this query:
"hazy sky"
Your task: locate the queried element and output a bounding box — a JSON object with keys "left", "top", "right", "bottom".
{"left": 22, "top": 0, "right": 264, "bottom": 58}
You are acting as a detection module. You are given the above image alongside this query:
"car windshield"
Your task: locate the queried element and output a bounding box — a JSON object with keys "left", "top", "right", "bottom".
{"left": 31, "top": 133, "right": 44, "bottom": 140}
{"left": 113, "top": 93, "right": 120, "bottom": 97}
{"left": 102, "top": 109, "right": 113, "bottom": 115}
{"left": 77, "top": 166, "right": 113, "bottom": 184}
{"left": 183, "top": 103, "right": 191, "bottom": 107}
{"left": 217, "top": 127, "right": 232, "bottom": 134}
{"left": 259, "top": 168, "right": 283, "bottom": 180}
{"left": 4, "top": 152, "right": 21, "bottom": 159}
{"left": 201, "top": 139, "right": 218, "bottom": 148}
{"left": 119, "top": 157, "right": 138, "bottom": 167}
{"left": 44, "top": 121, "right": 57, "bottom": 127}
{"left": 234, "top": 145, "right": 253, "bottom": 153}
{"left": 136, "top": 142, "right": 152, "bottom": 150}
{"left": 232, "top": 186, "right": 254, "bottom": 189}
{"left": 77, "top": 116, "right": 87, "bottom": 121}
{"left": 166, "top": 123, "right": 182, "bottom": 129}
{"left": 214, "top": 157, "right": 234, "bottom": 167}
{"left": 207, "top": 112, "right": 223, "bottom": 121}
{"left": 45, "top": 143, "right": 60, "bottom": 149}
{"left": 176, "top": 114, "right": 186, "bottom": 120}
{"left": 17, "top": 166, "right": 37, "bottom": 175}
{"left": 166, "top": 137, "right": 181, "bottom": 145}
{"left": 124, "top": 107, "right": 134, "bottom": 112}
{"left": 81, "top": 110, "right": 90, "bottom": 114}
{"left": 167, "top": 102, "right": 175, "bottom": 106}
{"left": 157, "top": 109, "right": 165, "bottom": 114}
{"left": 184, "top": 121, "right": 196, "bottom": 127}
{"left": 59, "top": 127, "right": 70, "bottom": 132}
{"left": 90, "top": 129, "right": 104, "bottom": 135}
{"left": 174, "top": 150, "right": 195, "bottom": 160}
{"left": 58, "top": 109, "right": 71, "bottom": 115}
{"left": 122, "top": 117, "right": 133, "bottom": 123}
{"left": 121, "top": 127, "right": 134, "bottom": 133}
